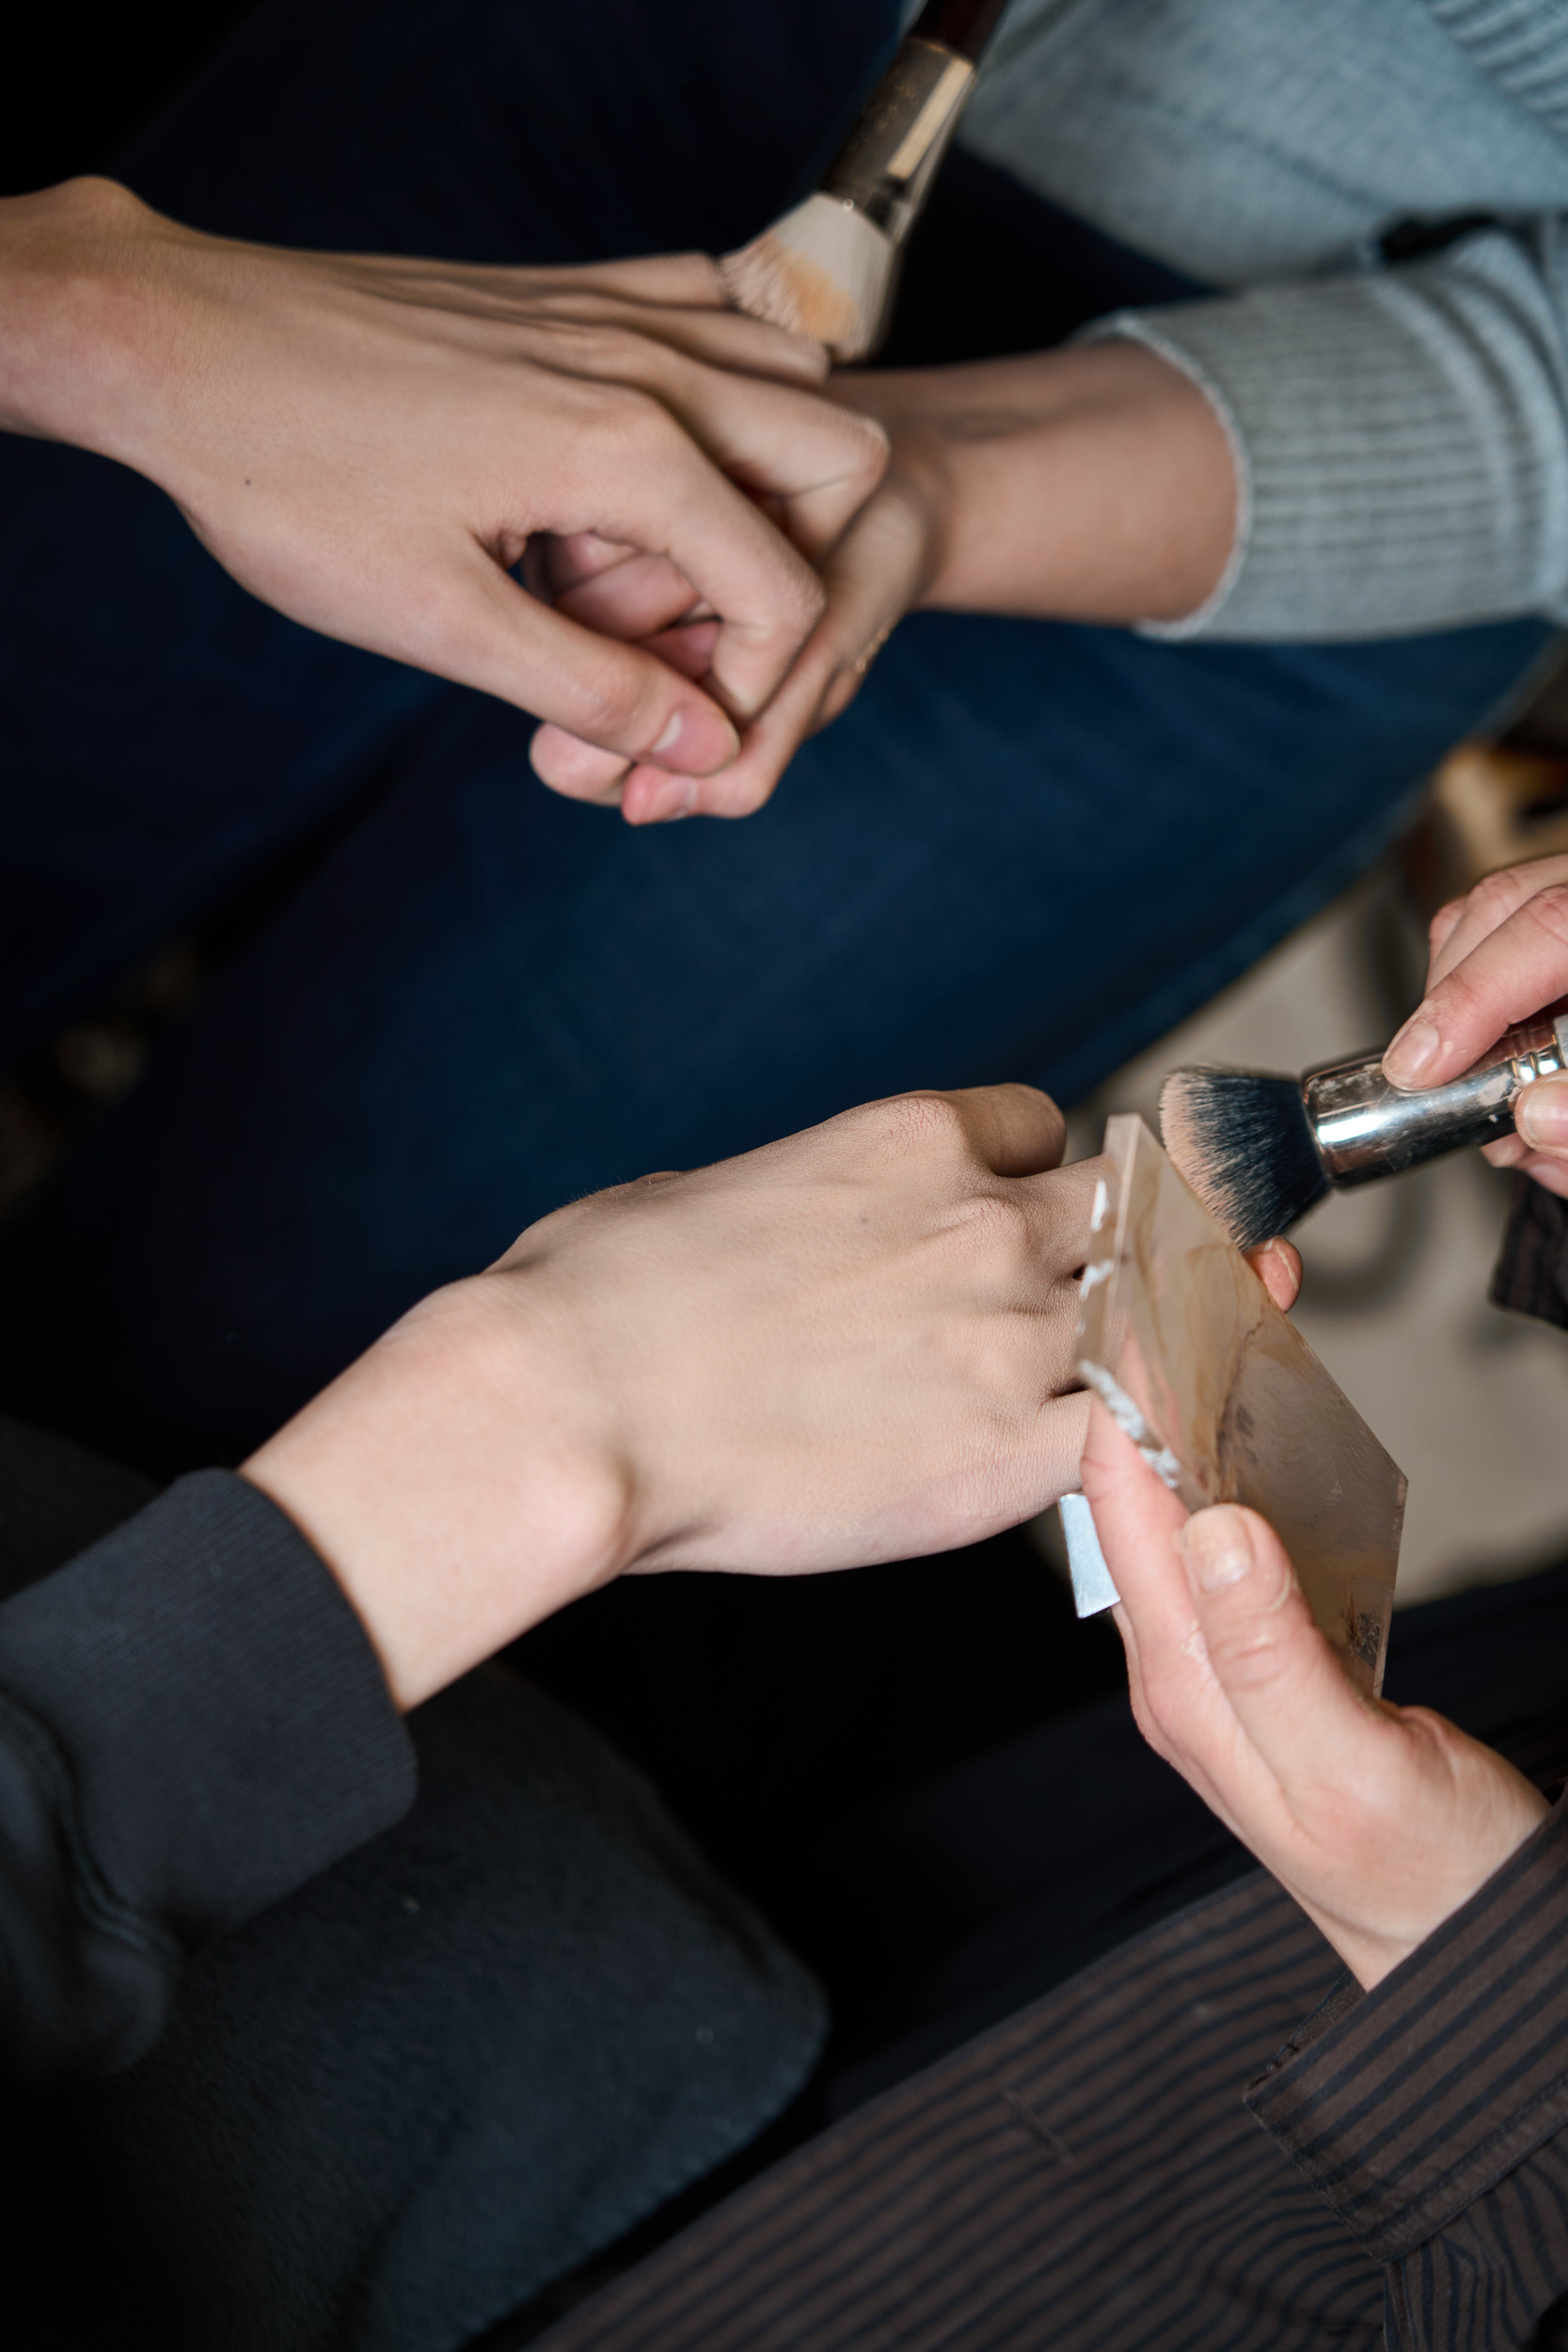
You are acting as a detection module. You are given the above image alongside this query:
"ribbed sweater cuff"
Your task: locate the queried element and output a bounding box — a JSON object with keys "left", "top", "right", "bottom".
{"left": 1085, "top": 231, "right": 1568, "bottom": 643}
{"left": 1245, "top": 1791, "right": 1568, "bottom": 2263}
{"left": 0, "top": 1470, "right": 416, "bottom": 1947}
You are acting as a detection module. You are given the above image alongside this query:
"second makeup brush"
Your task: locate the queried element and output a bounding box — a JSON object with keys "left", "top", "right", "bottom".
{"left": 1160, "top": 1002, "right": 1568, "bottom": 1250}
{"left": 721, "top": 0, "right": 1011, "bottom": 361}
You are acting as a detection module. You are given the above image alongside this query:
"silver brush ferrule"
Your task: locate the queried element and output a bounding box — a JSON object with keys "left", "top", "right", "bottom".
{"left": 1304, "top": 1002, "right": 1568, "bottom": 1186}
{"left": 818, "top": 38, "right": 976, "bottom": 246}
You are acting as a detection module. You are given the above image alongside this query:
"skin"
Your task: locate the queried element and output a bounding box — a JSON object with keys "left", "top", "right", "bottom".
{"left": 1082, "top": 1230, "right": 1549, "bottom": 1989}
{"left": 245, "top": 1084, "right": 1102, "bottom": 1710}
{"left": 530, "top": 341, "right": 1239, "bottom": 819}
{"left": 1384, "top": 850, "right": 1568, "bottom": 1198}
{"left": 0, "top": 175, "right": 888, "bottom": 781}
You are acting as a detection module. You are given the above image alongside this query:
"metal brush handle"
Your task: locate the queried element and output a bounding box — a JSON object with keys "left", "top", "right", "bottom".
{"left": 1305, "top": 1002, "right": 1568, "bottom": 1185}
{"left": 819, "top": 40, "right": 978, "bottom": 238}
{"left": 818, "top": 0, "right": 1009, "bottom": 242}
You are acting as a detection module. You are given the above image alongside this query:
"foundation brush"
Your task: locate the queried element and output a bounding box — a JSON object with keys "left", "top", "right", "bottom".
{"left": 721, "top": 0, "right": 1010, "bottom": 361}
{"left": 1160, "top": 1001, "right": 1568, "bottom": 1251}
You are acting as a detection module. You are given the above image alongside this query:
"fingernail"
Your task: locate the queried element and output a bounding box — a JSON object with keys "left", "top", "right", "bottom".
{"left": 1520, "top": 1077, "right": 1568, "bottom": 1147}
{"left": 624, "top": 772, "right": 699, "bottom": 827}
{"left": 1179, "top": 1509, "right": 1255, "bottom": 1591}
{"left": 648, "top": 706, "right": 740, "bottom": 774}
{"left": 1383, "top": 1015, "right": 1439, "bottom": 1089}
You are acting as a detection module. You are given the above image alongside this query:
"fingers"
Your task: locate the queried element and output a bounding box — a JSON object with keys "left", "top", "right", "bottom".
{"left": 1079, "top": 1406, "right": 1241, "bottom": 1820}
{"left": 1244, "top": 1237, "right": 1303, "bottom": 1314}
{"left": 1080, "top": 1405, "right": 1369, "bottom": 1843}
{"left": 587, "top": 468, "right": 925, "bottom": 824}
{"left": 1079, "top": 1402, "right": 1193, "bottom": 1644}
{"left": 1385, "top": 855, "right": 1568, "bottom": 1089}
{"left": 422, "top": 546, "right": 742, "bottom": 771}
{"left": 1174, "top": 1504, "right": 1370, "bottom": 1778}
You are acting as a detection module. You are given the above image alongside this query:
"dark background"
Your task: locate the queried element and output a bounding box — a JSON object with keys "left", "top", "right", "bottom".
{"left": 2, "top": 0, "right": 257, "bottom": 198}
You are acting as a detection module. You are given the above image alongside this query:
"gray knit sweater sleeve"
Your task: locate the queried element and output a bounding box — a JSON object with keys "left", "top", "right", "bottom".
{"left": 1089, "top": 219, "right": 1568, "bottom": 642}
{"left": 1425, "top": 0, "right": 1568, "bottom": 142}
{"left": 1069, "top": 0, "right": 1568, "bottom": 643}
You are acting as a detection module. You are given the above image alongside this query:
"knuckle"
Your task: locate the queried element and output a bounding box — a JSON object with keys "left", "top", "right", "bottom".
{"left": 886, "top": 1090, "right": 972, "bottom": 1158}
{"left": 1524, "top": 882, "right": 1568, "bottom": 951}
{"left": 1466, "top": 866, "right": 1530, "bottom": 930}
{"left": 551, "top": 320, "right": 650, "bottom": 376}
{"left": 555, "top": 659, "right": 659, "bottom": 747}
{"left": 575, "top": 378, "right": 673, "bottom": 459}
{"left": 845, "top": 410, "right": 892, "bottom": 484}
{"left": 1138, "top": 1677, "right": 1186, "bottom": 1759}
{"left": 789, "top": 568, "right": 829, "bottom": 635}
{"left": 1434, "top": 958, "right": 1489, "bottom": 1024}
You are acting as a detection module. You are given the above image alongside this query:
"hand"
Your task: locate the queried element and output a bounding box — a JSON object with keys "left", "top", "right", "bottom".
{"left": 530, "top": 338, "right": 1237, "bottom": 820}
{"left": 1081, "top": 1386, "right": 1549, "bottom": 1989}
{"left": 0, "top": 177, "right": 887, "bottom": 786}
{"left": 245, "top": 1085, "right": 1101, "bottom": 1708}
{"left": 1384, "top": 853, "right": 1568, "bottom": 1196}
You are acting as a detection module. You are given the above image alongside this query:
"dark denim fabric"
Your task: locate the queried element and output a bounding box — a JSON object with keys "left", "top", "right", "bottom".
{"left": 0, "top": 0, "right": 1551, "bottom": 1466}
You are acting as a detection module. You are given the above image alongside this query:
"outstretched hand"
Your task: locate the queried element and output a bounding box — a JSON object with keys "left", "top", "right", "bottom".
{"left": 2, "top": 177, "right": 886, "bottom": 790}
{"left": 246, "top": 1085, "right": 1101, "bottom": 1709}
{"left": 1082, "top": 1395, "right": 1548, "bottom": 1987}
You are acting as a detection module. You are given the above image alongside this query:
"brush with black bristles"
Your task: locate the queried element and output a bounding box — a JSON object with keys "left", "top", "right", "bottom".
{"left": 1160, "top": 1000, "right": 1568, "bottom": 1251}
{"left": 720, "top": 0, "right": 1010, "bottom": 363}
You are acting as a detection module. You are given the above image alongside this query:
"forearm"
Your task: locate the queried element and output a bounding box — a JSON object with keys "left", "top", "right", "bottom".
{"left": 836, "top": 340, "right": 1237, "bottom": 627}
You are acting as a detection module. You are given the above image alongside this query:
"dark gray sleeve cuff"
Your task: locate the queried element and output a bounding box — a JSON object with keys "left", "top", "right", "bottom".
{"left": 1244, "top": 1789, "right": 1568, "bottom": 2264}
{"left": 1492, "top": 1175, "right": 1568, "bottom": 1331}
{"left": 0, "top": 1470, "right": 416, "bottom": 2071}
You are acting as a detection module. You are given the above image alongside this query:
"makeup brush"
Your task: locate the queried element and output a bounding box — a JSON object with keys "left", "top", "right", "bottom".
{"left": 721, "top": 0, "right": 1010, "bottom": 362}
{"left": 1159, "top": 1001, "right": 1568, "bottom": 1250}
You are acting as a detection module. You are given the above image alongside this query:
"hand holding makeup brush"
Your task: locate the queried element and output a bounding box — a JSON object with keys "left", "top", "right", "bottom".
{"left": 1385, "top": 852, "right": 1568, "bottom": 1198}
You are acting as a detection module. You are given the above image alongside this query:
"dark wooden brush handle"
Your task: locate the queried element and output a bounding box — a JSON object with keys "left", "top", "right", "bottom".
{"left": 909, "top": 0, "right": 1010, "bottom": 64}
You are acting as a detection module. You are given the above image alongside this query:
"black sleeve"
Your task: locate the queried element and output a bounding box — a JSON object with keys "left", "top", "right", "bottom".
{"left": 0, "top": 1470, "right": 416, "bottom": 2079}
{"left": 1245, "top": 1792, "right": 1568, "bottom": 2351}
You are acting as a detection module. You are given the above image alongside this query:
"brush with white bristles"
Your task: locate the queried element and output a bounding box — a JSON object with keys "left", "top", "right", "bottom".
{"left": 1159, "top": 1000, "right": 1568, "bottom": 1252}
{"left": 721, "top": 0, "right": 1010, "bottom": 362}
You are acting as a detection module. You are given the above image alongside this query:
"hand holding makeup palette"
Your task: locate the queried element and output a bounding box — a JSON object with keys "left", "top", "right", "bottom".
{"left": 1062, "top": 1114, "right": 1405, "bottom": 1696}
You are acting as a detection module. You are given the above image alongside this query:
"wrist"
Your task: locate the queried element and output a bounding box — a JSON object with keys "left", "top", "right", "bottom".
{"left": 0, "top": 178, "right": 161, "bottom": 451}
{"left": 243, "top": 1275, "right": 636, "bottom": 1710}
{"left": 843, "top": 343, "right": 1236, "bottom": 624}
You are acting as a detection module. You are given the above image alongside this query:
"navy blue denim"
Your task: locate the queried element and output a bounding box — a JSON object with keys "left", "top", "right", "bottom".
{"left": 0, "top": 0, "right": 1551, "bottom": 1467}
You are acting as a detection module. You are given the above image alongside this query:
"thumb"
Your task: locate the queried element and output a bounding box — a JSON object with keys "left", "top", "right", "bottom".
{"left": 406, "top": 541, "right": 743, "bottom": 775}
{"left": 1178, "top": 1505, "right": 1370, "bottom": 1776}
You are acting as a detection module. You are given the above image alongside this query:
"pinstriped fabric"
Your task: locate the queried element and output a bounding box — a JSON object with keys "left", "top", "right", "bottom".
{"left": 1493, "top": 1178, "right": 1568, "bottom": 1329}
{"left": 1386, "top": 2136, "right": 1568, "bottom": 2350}
{"left": 538, "top": 1873, "right": 1383, "bottom": 2352}
{"left": 1248, "top": 1797, "right": 1568, "bottom": 2263}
